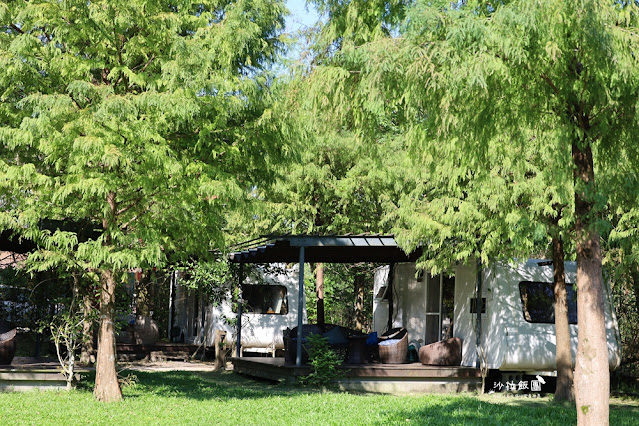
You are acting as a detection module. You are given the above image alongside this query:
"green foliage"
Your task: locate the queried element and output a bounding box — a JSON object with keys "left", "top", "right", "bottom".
{"left": 310, "top": 0, "right": 410, "bottom": 60}
{"left": 0, "top": 0, "right": 289, "bottom": 274}
{"left": 262, "top": 1, "right": 418, "bottom": 237}
{"left": 297, "top": 0, "right": 639, "bottom": 275}
{"left": 304, "top": 263, "right": 375, "bottom": 330}
{"left": 300, "top": 333, "right": 344, "bottom": 387}
{"left": 177, "top": 259, "right": 233, "bottom": 305}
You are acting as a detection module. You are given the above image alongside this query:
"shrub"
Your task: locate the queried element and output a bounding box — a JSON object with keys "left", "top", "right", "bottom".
{"left": 300, "top": 333, "right": 343, "bottom": 387}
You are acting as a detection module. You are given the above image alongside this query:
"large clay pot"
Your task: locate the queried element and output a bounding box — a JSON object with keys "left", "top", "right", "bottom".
{"left": 0, "top": 321, "right": 17, "bottom": 365}
{"left": 134, "top": 316, "right": 159, "bottom": 345}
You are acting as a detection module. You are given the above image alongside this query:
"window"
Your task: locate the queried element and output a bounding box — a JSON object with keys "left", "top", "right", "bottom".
{"left": 470, "top": 297, "right": 486, "bottom": 314}
{"left": 519, "top": 281, "right": 577, "bottom": 324}
{"left": 242, "top": 284, "right": 288, "bottom": 315}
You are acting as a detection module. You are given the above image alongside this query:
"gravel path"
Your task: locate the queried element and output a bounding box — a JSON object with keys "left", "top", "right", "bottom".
{"left": 121, "top": 360, "right": 220, "bottom": 372}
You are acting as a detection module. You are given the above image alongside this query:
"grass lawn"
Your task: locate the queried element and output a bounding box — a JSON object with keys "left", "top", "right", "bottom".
{"left": 0, "top": 369, "right": 636, "bottom": 425}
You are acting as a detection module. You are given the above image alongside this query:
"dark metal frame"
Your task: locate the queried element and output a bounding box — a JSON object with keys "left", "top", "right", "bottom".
{"left": 229, "top": 235, "right": 421, "bottom": 367}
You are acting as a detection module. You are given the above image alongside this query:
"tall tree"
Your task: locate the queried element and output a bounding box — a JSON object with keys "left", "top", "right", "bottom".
{"left": 265, "top": 0, "right": 415, "bottom": 326}
{"left": 300, "top": 0, "right": 639, "bottom": 421}
{"left": 0, "top": 0, "right": 286, "bottom": 401}
{"left": 551, "top": 229, "right": 575, "bottom": 401}
{"left": 394, "top": 1, "right": 639, "bottom": 422}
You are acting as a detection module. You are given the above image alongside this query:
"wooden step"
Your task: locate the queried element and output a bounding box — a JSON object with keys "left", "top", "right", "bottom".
{"left": 0, "top": 358, "right": 90, "bottom": 391}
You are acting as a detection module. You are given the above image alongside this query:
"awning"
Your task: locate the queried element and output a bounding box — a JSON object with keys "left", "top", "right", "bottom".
{"left": 229, "top": 234, "right": 420, "bottom": 367}
{"left": 228, "top": 235, "right": 421, "bottom": 264}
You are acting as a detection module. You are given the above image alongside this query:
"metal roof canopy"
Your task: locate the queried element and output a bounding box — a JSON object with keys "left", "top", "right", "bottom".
{"left": 229, "top": 234, "right": 421, "bottom": 367}
{"left": 228, "top": 235, "right": 421, "bottom": 264}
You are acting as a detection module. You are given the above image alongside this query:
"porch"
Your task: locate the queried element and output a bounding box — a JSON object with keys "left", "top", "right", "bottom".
{"left": 231, "top": 357, "right": 481, "bottom": 394}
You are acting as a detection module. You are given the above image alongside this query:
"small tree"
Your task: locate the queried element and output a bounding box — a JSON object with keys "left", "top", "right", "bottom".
{"left": 47, "top": 308, "right": 85, "bottom": 390}
{"left": 300, "top": 333, "right": 343, "bottom": 387}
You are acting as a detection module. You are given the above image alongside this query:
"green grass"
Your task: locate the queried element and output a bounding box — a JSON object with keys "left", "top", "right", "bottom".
{"left": 0, "top": 370, "right": 637, "bottom": 425}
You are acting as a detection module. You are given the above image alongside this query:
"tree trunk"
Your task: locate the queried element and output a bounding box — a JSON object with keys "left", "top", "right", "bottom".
{"left": 632, "top": 265, "right": 639, "bottom": 318}
{"left": 80, "top": 289, "right": 95, "bottom": 365}
{"left": 354, "top": 273, "right": 365, "bottom": 331}
{"left": 316, "top": 263, "right": 325, "bottom": 328}
{"left": 94, "top": 192, "right": 122, "bottom": 402}
{"left": 94, "top": 268, "right": 123, "bottom": 402}
{"left": 214, "top": 330, "right": 227, "bottom": 370}
{"left": 136, "top": 271, "right": 150, "bottom": 317}
{"left": 572, "top": 139, "right": 608, "bottom": 425}
{"left": 552, "top": 234, "right": 574, "bottom": 402}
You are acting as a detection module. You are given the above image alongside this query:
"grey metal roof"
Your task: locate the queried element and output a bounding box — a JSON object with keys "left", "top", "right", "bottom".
{"left": 228, "top": 235, "right": 421, "bottom": 264}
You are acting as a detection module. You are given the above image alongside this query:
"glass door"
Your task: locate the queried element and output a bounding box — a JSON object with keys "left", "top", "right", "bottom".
{"left": 424, "top": 274, "right": 455, "bottom": 344}
{"left": 424, "top": 274, "right": 441, "bottom": 344}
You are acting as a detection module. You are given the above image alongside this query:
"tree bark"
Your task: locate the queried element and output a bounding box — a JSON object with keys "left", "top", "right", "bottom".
{"left": 632, "top": 266, "right": 639, "bottom": 319}
{"left": 80, "top": 289, "right": 95, "bottom": 365}
{"left": 354, "top": 272, "right": 365, "bottom": 331}
{"left": 572, "top": 139, "right": 608, "bottom": 425}
{"left": 552, "top": 234, "right": 574, "bottom": 402}
{"left": 136, "top": 271, "right": 150, "bottom": 317}
{"left": 316, "top": 263, "right": 325, "bottom": 328}
{"left": 94, "top": 268, "right": 123, "bottom": 402}
{"left": 94, "top": 191, "right": 122, "bottom": 402}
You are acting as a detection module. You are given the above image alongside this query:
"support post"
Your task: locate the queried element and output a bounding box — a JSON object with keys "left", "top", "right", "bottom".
{"left": 475, "top": 258, "right": 482, "bottom": 369}
{"left": 200, "top": 291, "right": 206, "bottom": 345}
{"left": 168, "top": 271, "right": 175, "bottom": 339}
{"left": 386, "top": 263, "right": 395, "bottom": 332}
{"left": 296, "top": 246, "right": 305, "bottom": 367}
{"left": 237, "top": 263, "right": 244, "bottom": 358}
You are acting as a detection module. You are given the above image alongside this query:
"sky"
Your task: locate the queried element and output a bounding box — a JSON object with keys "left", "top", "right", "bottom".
{"left": 281, "top": 0, "right": 320, "bottom": 64}
{"left": 285, "top": 0, "right": 319, "bottom": 34}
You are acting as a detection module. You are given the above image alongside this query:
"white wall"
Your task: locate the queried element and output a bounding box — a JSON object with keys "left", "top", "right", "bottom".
{"left": 373, "top": 260, "right": 622, "bottom": 373}
{"left": 175, "top": 265, "right": 306, "bottom": 351}
{"left": 453, "top": 262, "right": 480, "bottom": 368}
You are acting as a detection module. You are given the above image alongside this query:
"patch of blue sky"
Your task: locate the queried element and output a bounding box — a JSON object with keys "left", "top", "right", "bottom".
{"left": 285, "top": 0, "right": 319, "bottom": 33}
{"left": 279, "top": 0, "right": 320, "bottom": 71}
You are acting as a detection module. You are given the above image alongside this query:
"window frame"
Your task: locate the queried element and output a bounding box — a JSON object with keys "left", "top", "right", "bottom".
{"left": 241, "top": 284, "right": 289, "bottom": 315}
{"left": 518, "top": 281, "right": 577, "bottom": 325}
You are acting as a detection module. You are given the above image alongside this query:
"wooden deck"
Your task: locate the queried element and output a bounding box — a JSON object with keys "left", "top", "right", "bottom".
{"left": 231, "top": 357, "right": 482, "bottom": 394}
{"left": 0, "top": 357, "right": 91, "bottom": 391}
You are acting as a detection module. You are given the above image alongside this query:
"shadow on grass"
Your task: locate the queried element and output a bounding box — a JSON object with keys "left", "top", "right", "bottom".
{"left": 75, "top": 369, "right": 639, "bottom": 425}
{"left": 116, "top": 369, "right": 322, "bottom": 401}
{"left": 380, "top": 395, "right": 639, "bottom": 425}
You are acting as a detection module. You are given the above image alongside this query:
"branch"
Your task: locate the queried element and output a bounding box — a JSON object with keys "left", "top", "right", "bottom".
{"left": 116, "top": 195, "right": 144, "bottom": 216}
{"left": 132, "top": 54, "right": 156, "bottom": 73}
{"left": 117, "top": 187, "right": 162, "bottom": 216}
{"left": 10, "top": 24, "right": 23, "bottom": 34}
{"left": 120, "top": 201, "right": 156, "bottom": 231}
{"left": 606, "top": 23, "right": 639, "bottom": 39}
{"left": 51, "top": 325, "right": 68, "bottom": 376}
{"left": 540, "top": 73, "right": 560, "bottom": 96}
{"left": 68, "top": 92, "right": 82, "bottom": 109}
{"left": 41, "top": 27, "right": 51, "bottom": 42}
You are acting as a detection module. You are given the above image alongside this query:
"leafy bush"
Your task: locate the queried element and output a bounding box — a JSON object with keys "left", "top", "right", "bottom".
{"left": 300, "top": 333, "right": 343, "bottom": 387}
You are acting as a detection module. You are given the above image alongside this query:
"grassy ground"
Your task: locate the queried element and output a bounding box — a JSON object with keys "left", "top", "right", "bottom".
{"left": 0, "top": 370, "right": 637, "bottom": 425}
